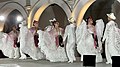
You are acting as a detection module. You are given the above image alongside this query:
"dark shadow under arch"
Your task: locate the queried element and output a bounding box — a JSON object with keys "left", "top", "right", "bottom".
{"left": 83, "top": 0, "right": 115, "bottom": 24}
{"left": 3, "top": 9, "right": 23, "bottom": 33}
{"left": 38, "top": 4, "right": 69, "bottom": 30}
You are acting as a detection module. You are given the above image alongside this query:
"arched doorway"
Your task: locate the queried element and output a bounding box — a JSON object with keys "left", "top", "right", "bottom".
{"left": 3, "top": 9, "right": 23, "bottom": 33}
{"left": 0, "top": 2, "right": 27, "bottom": 31}
{"left": 38, "top": 4, "right": 69, "bottom": 30}
{"left": 0, "top": 2, "right": 27, "bottom": 58}
{"left": 71, "top": 0, "right": 95, "bottom": 26}
{"left": 83, "top": 0, "right": 115, "bottom": 24}
{"left": 28, "top": 0, "right": 71, "bottom": 28}
{"left": 76, "top": 0, "right": 118, "bottom": 59}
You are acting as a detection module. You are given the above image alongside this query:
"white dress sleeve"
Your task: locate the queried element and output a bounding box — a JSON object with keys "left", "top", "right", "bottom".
{"left": 76, "top": 20, "right": 87, "bottom": 54}
{"left": 96, "top": 19, "right": 104, "bottom": 39}
{"left": 76, "top": 20, "right": 87, "bottom": 44}
{"left": 95, "top": 19, "right": 105, "bottom": 49}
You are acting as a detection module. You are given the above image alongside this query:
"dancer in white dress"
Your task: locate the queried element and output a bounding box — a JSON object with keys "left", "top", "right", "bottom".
{"left": 95, "top": 19, "right": 105, "bottom": 63}
{"left": 19, "top": 20, "right": 43, "bottom": 60}
{"left": 0, "top": 32, "right": 11, "bottom": 58}
{"left": 44, "top": 18, "right": 54, "bottom": 32}
{"left": 9, "top": 26, "right": 20, "bottom": 59}
{"left": 76, "top": 17, "right": 104, "bottom": 63}
{"left": 102, "top": 13, "right": 120, "bottom": 64}
{"left": 1, "top": 26, "right": 20, "bottom": 59}
{"left": 29, "top": 20, "right": 44, "bottom": 59}
{"left": 63, "top": 17, "right": 76, "bottom": 63}
{"left": 37, "top": 19, "right": 68, "bottom": 62}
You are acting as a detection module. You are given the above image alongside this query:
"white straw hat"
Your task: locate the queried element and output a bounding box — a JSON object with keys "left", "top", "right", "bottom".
{"left": 107, "top": 13, "right": 116, "bottom": 20}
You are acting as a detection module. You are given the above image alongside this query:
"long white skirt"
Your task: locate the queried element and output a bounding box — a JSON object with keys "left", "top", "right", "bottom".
{"left": 77, "top": 34, "right": 103, "bottom": 63}
{"left": 1, "top": 34, "right": 15, "bottom": 58}
{"left": 38, "top": 31, "right": 68, "bottom": 62}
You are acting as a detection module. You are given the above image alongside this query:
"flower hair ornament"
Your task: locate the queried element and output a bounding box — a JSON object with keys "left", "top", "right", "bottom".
{"left": 49, "top": 18, "right": 56, "bottom": 23}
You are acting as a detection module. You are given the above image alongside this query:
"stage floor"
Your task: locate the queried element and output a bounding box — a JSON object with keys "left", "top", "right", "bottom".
{"left": 0, "top": 58, "right": 111, "bottom": 67}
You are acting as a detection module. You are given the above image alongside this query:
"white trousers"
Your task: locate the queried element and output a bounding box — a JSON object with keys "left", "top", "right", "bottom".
{"left": 66, "top": 42, "right": 76, "bottom": 62}
{"left": 105, "top": 43, "right": 119, "bottom": 63}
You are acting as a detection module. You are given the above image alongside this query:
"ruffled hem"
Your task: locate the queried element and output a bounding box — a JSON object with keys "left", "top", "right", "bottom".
{"left": 41, "top": 45, "right": 68, "bottom": 62}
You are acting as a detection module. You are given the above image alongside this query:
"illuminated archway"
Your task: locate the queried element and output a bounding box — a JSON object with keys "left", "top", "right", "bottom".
{"left": 0, "top": 2, "right": 27, "bottom": 31}
{"left": 36, "top": 4, "right": 69, "bottom": 29}
{"left": 70, "top": 0, "right": 96, "bottom": 26}
{"left": 77, "top": 0, "right": 95, "bottom": 26}
{"left": 3, "top": 9, "right": 23, "bottom": 33}
{"left": 28, "top": 0, "right": 71, "bottom": 28}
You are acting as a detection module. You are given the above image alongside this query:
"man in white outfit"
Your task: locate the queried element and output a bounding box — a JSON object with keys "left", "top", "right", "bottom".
{"left": 102, "top": 13, "right": 118, "bottom": 64}
{"left": 63, "top": 17, "right": 76, "bottom": 63}
{"left": 18, "top": 21, "right": 27, "bottom": 59}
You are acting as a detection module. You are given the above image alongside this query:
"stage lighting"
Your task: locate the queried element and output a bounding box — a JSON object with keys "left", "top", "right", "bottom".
{"left": 0, "top": 15, "right": 5, "bottom": 21}
{"left": 17, "top": 16, "right": 23, "bottom": 22}
{"left": 118, "top": 0, "right": 120, "bottom": 3}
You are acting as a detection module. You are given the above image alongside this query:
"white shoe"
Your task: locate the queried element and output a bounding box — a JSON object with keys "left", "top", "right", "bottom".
{"left": 14, "top": 48, "right": 20, "bottom": 59}
{"left": 32, "top": 58, "right": 38, "bottom": 60}
{"left": 68, "top": 61, "right": 73, "bottom": 63}
{"left": 50, "top": 60, "right": 56, "bottom": 62}
{"left": 73, "top": 58, "right": 76, "bottom": 61}
{"left": 19, "top": 54, "right": 27, "bottom": 60}
{"left": 106, "top": 62, "right": 112, "bottom": 64}
{"left": 9, "top": 57, "right": 14, "bottom": 59}
{"left": 19, "top": 50, "right": 27, "bottom": 60}
{"left": 14, "top": 56, "right": 20, "bottom": 59}
{"left": 19, "top": 57, "right": 27, "bottom": 60}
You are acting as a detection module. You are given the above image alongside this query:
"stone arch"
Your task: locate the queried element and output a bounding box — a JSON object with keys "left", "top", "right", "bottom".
{"left": 0, "top": 2, "right": 27, "bottom": 31}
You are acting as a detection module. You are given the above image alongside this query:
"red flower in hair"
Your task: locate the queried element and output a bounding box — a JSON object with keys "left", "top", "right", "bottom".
{"left": 33, "top": 20, "right": 38, "bottom": 24}
{"left": 33, "top": 20, "right": 38, "bottom": 26}
{"left": 89, "top": 16, "right": 93, "bottom": 21}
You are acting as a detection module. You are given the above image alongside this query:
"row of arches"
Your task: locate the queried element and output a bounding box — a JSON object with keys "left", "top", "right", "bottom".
{"left": 0, "top": 0, "right": 95, "bottom": 33}
{"left": 0, "top": 0, "right": 120, "bottom": 33}
{"left": 0, "top": 0, "right": 96, "bottom": 58}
